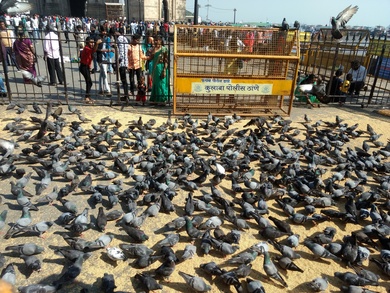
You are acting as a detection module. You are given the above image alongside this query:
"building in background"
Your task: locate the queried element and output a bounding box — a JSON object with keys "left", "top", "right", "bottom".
{"left": 29, "top": 0, "right": 186, "bottom": 21}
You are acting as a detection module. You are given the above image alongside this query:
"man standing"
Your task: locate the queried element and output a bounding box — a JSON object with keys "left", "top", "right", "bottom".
{"left": 89, "top": 24, "right": 99, "bottom": 73}
{"left": 31, "top": 14, "right": 40, "bottom": 42}
{"left": 43, "top": 24, "right": 64, "bottom": 86}
{"left": 128, "top": 34, "right": 145, "bottom": 96}
{"left": 116, "top": 27, "right": 129, "bottom": 100}
{"left": 0, "top": 17, "right": 19, "bottom": 72}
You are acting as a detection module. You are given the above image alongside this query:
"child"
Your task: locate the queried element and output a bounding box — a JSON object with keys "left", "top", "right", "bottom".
{"left": 136, "top": 76, "right": 147, "bottom": 105}
{"left": 340, "top": 73, "right": 352, "bottom": 94}
{"left": 339, "top": 73, "right": 352, "bottom": 105}
{"left": 79, "top": 36, "right": 101, "bottom": 104}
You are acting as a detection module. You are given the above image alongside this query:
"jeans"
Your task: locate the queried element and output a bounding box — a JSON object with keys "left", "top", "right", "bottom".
{"left": 0, "top": 75, "right": 6, "bottom": 93}
{"left": 47, "top": 57, "right": 64, "bottom": 84}
{"left": 98, "top": 63, "right": 110, "bottom": 92}
{"left": 129, "top": 67, "right": 142, "bottom": 93}
{"left": 32, "top": 28, "right": 40, "bottom": 41}
{"left": 119, "top": 66, "right": 129, "bottom": 97}
{"left": 79, "top": 64, "right": 92, "bottom": 97}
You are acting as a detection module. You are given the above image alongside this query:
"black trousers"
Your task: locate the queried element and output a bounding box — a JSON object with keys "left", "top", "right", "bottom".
{"left": 129, "top": 67, "right": 142, "bottom": 93}
{"left": 119, "top": 66, "right": 129, "bottom": 97}
{"left": 348, "top": 81, "right": 365, "bottom": 95}
{"left": 47, "top": 58, "right": 63, "bottom": 84}
{"left": 79, "top": 64, "right": 92, "bottom": 97}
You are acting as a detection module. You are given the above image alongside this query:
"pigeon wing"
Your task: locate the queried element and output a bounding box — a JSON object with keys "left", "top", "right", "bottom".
{"left": 336, "top": 5, "right": 359, "bottom": 27}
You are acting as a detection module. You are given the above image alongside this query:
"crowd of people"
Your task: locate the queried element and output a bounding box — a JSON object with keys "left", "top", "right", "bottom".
{"left": 0, "top": 13, "right": 174, "bottom": 105}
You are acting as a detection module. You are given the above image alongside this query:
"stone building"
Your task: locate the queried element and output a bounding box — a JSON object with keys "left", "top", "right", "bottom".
{"left": 30, "top": 0, "right": 186, "bottom": 21}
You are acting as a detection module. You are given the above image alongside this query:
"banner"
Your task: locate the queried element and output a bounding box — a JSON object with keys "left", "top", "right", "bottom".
{"left": 191, "top": 78, "right": 273, "bottom": 95}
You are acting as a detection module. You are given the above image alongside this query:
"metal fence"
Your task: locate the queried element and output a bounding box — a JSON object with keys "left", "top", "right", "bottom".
{"left": 173, "top": 25, "right": 299, "bottom": 116}
{"left": 1, "top": 27, "right": 390, "bottom": 109}
{"left": 298, "top": 28, "right": 390, "bottom": 106}
{"left": 0, "top": 28, "right": 148, "bottom": 106}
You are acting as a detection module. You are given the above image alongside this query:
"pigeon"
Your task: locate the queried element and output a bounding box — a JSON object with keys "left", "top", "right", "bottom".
{"left": 96, "top": 207, "right": 107, "bottom": 232}
{"left": 4, "top": 207, "right": 32, "bottom": 239}
{"left": 304, "top": 240, "right": 341, "bottom": 261}
{"left": 119, "top": 244, "right": 153, "bottom": 258}
{"left": 0, "top": 210, "right": 8, "bottom": 230}
{"left": 22, "top": 221, "right": 54, "bottom": 238}
{"left": 246, "top": 278, "right": 265, "bottom": 293}
{"left": 200, "top": 261, "right": 224, "bottom": 276}
{"left": 181, "top": 244, "right": 197, "bottom": 261}
{"left": 106, "top": 247, "right": 126, "bottom": 261}
{"left": 310, "top": 276, "right": 329, "bottom": 292}
{"left": 156, "top": 233, "right": 180, "bottom": 247}
{"left": 0, "top": 263, "right": 16, "bottom": 285}
{"left": 261, "top": 248, "right": 288, "bottom": 287}
{"left": 331, "top": 5, "right": 359, "bottom": 39}
{"left": 20, "top": 254, "right": 41, "bottom": 272}
{"left": 18, "top": 284, "right": 58, "bottom": 293}
{"left": 134, "top": 273, "right": 163, "bottom": 292}
{"left": 5, "top": 243, "right": 44, "bottom": 256}
{"left": 154, "top": 257, "right": 175, "bottom": 280}
{"left": 275, "top": 256, "right": 304, "bottom": 272}
{"left": 53, "top": 254, "right": 86, "bottom": 289}
{"left": 179, "top": 271, "right": 211, "bottom": 292}
{"left": 102, "top": 273, "right": 116, "bottom": 293}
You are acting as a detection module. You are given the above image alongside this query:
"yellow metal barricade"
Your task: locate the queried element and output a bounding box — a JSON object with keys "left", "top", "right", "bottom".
{"left": 173, "top": 25, "right": 300, "bottom": 116}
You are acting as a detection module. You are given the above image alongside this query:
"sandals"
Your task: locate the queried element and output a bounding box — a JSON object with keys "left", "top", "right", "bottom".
{"left": 84, "top": 97, "right": 95, "bottom": 104}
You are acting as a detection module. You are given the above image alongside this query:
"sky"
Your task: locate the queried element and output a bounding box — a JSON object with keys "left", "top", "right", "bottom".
{"left": 185, "top": 0, "right": 390, "bottom": 28}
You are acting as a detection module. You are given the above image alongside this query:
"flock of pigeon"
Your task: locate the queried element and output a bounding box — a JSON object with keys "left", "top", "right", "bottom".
{"left": 0, "top": 102, "right": 389, "bottom": 293}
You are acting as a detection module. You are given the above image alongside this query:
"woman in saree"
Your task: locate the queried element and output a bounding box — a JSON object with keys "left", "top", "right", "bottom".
{"left": 148, "top": 35, "right": 171, "bottom": 104}
{"left": 13, "top": 28, "right": 45, "bottom": 86}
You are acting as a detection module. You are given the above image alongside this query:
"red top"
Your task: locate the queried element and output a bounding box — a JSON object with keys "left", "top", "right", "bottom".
{"left": 80, "top": 45, "right": 95, "bottom": 66}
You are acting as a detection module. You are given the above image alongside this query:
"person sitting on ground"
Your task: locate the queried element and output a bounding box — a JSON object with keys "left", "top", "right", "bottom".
{"left": 328, "top": 69, "right": 343, "bottom": 102}
{"left": 79, "top": 36, "right": 102, "bottom": 104}
{"left": 338, "top": 73, "right": 352, "bottom": 105}
{"left": 347, "top": 60, "right": 367, "bottom": 96}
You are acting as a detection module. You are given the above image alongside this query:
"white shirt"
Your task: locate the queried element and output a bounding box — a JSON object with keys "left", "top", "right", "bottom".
{"left": 44, "top": 31, "right": 60, "bottom": 59}
{"left": 31, "top": 17, "right": 39, "bottom": 29}
{"left": 348, "top": 65, "right": 367, "bottom": 83}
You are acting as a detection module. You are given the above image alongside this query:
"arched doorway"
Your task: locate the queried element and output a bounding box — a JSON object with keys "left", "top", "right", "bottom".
{"left": 69, "top": 0, "right": 87, "bottom": 17}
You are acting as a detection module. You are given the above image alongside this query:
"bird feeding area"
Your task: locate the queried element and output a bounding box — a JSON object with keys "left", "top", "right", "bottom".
{"left": 173, "top": 25, "right": 300, "bottom": 116}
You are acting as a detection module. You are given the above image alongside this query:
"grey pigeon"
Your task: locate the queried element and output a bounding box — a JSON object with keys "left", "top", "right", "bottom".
{"left": 199, "top": 261, "right": 223, "bottom": 276}
{"left": 179, "top": 271, "right": 211, "bottom": 292}
{"left": 53, "top": 254, "right": 86, "bottom": 289}
{"left": 304, "top": 240, "right": 341, "bottom": 261}
{"left": 156, "top": 233, "right": 180, "bottom": 247}
{"left": 16, "top": 189, "right": 39, "bottom": 211}
{"left": 4, "top": 207, "right": 32, "bottom": 239}
{"left": 0, "top": 210, "right": 8, "bottom": 230}
{"left": 331, "top": 5, "right": 359, "bottom": 39}
{"left": 18, "top": 284, "right": 57, "bottom": 293}
{"left": 0, "top": 263, "right": 16, "bottom": 285}
{"left": 20, "top": 254, "right": 41, "bottom": 272}
{"left": 261, "top": 248, "right": 288, "bottom": 287}
{"left": 310, "top": 276, "right": 328, "bottom": 292}
{"left": 181, "top": 244, "right": 197, "bottom": 261}
{"left": 275, "top": 256, "right": 304, "bottom": 272}
{"left": 102, "top": 272, "right": 116, "bottom": 293}
{"left": 246, "top": 277, "right": 265, "bottom": 293}
{"left": 22, "top": 221, "right": 54, "bottom": 238}
{"left": 119, "top": 244, "right": 153, "bottom": 258}
{"left": 334, "top": 271, "right": 375, "bottom": 286}
{"left": 154, "top": 257, "right": 175, "bottom": 280}
{"left": 134, "top": 273, "right": 163, "bottom": 292}
{"left": 5, "top": 243, "right": 44, "bottom": 256}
